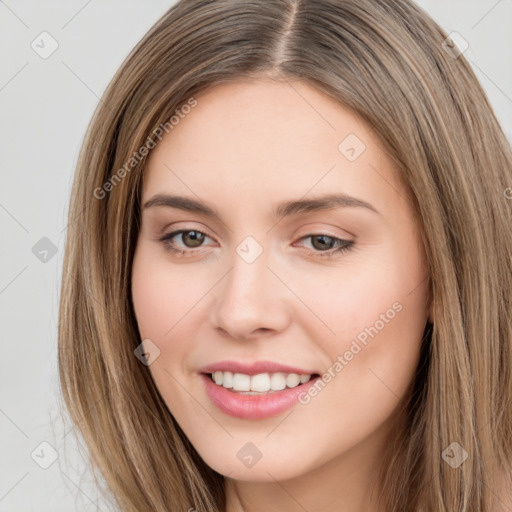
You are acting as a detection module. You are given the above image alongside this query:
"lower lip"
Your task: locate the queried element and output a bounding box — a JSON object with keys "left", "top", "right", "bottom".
{"left": 201, "top": 374, "right": 319, "bottom": 419}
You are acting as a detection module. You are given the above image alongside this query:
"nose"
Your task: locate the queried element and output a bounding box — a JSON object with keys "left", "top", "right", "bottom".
{"left": 210, "top": 248, "right": 291, "bottom": 341}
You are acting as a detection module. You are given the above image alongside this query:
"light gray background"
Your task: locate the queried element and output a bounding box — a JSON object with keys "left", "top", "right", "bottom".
{"left": 1, "top": 1, "right": 511, "bottom": 510}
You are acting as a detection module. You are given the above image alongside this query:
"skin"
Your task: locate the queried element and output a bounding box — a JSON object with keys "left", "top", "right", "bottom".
{"left": 131, "top": 77, "right": 431, "bottom": 512}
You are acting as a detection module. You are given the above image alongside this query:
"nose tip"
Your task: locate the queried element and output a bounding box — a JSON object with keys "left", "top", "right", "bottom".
{"left": 210, "top": 257, "right": 290, "bottom": 341}
{"left": 217, "top": 324, "right": 273, "bottom": 342}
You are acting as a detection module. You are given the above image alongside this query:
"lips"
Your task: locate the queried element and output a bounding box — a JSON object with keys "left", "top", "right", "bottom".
{"left": 199, "top": 360, "right": 320, "bottom": 419}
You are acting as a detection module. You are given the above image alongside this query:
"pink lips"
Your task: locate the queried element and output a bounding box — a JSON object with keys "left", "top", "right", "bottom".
{"left": 199, "top": 360, "right": 320, "bottom": 420}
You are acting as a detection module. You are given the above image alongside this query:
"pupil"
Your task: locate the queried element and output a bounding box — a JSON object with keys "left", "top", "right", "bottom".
{"left": 185, "top": 231, "right": 204, "bottom": 247}
{"left": 313, "top": 235, "right": 333, "bottom": 251}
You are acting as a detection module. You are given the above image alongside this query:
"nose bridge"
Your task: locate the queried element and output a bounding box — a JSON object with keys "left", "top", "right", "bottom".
{"left": 222, "top": 240, "right": 272, "bottom": 311}
{"left": 211, "top": 236, "right": 289, "bottom": 338}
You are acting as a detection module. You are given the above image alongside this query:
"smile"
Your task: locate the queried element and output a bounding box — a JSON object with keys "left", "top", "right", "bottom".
{"left": 209, "top": 371, "right": 312, "bottom": 393}
{"left": 199, "top": 361, "right": 321, "bottom": 419}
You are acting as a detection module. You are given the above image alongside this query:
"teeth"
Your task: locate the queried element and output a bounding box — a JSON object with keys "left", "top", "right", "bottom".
{"left": 251, "top": 373, "right": 271, "bottom": 392}
{"left": 210, "top": 371, "right": 313, "bottom": 392}
{"left": 300, "top": 374, "right": 311, "bottom": 384}
{"left": 232, "top": 373, "right": 251, "bottom": 391}
{"left": 222, "top": 371, "right": 234, "bottom": 388}
{"left": 270, "top": 372, "right": 287, "bottom": 390}
{"left": 286, "top": 373, "right": 301, "bottom": 388}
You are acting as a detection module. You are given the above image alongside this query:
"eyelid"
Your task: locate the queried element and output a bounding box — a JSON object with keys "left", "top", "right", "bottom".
{"left": 158, "top": 222, "right": 217, "bottom": 240}
{"left": 159, "top": 226, "right": 355, "bottom": 263}
{"left": 292, "top": 233, "right": 354, "bottom": 256}
{"left": 160, "top": 228, "right": 217, "bottom": 248}
{"left": 159, "top": 224, "right": 352, "bottom": 246}
{"left": 295, "top": 231, "right": 350, "bottom": 243}
{"left": 293, "top": 223, "right": 355, "bottom": 240}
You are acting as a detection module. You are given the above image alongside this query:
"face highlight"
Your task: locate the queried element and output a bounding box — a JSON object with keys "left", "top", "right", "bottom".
{"left": 131, "top": 78, "right": 430, "bottom": 502}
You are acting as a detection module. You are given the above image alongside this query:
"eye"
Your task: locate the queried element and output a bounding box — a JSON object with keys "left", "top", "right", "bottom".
{"left": 159, "top": 229, "right": 214, "bottom": 256}
{"left": 159, "top": 229, "right": 354, "bottom": 259}
{"left": 295, "top": 234, "right": 354, "bottom": 258}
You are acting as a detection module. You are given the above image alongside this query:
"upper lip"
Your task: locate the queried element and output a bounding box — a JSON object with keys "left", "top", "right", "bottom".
{"left": 199, "top": 360, "right": 318, "bottom": 376}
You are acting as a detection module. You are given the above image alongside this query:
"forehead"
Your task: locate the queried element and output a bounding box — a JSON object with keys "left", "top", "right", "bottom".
{"left": 142, "top": 79, "right": 407, "bottom": 216}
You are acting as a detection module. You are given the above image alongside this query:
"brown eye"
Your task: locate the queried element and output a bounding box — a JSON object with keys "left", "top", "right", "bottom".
{"left": 179, "top": 230, "right": 205, "bottom": 248}
{"left": 296, "top": 234, "right": 354, "bottom": 259}
{"left": 309, "top": 235, "right": 337, "bottom": 251}
{"left": 160, "top": 229, "right": 213, "bottom": 255}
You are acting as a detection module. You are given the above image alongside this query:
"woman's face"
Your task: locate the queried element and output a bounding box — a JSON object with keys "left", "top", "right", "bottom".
{"left": 131, "top": 78, "right": 430, "bottom": 483}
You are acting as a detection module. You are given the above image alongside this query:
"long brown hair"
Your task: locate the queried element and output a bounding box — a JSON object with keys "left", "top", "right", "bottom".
{"left": 58, "top": 0, "right": 512, "bottom": 510}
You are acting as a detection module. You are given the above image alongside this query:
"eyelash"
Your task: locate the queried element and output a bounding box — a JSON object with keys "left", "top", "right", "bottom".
{"left": 159, "top": 229, "right": 354, "bottom": 259}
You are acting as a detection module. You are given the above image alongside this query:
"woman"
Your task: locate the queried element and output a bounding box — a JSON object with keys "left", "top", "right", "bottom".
{"left": 58, "top": 0, "right": 512, "bottom": 510}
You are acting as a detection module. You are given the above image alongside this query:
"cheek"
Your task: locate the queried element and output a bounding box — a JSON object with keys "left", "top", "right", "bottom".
{"left": 298, "top": 236, "right": 428, "bottom": 387}
{"left": 131, "top": 245, "right": 205, "bottom": 341}
{"left": 293, "top": 262, "right": 425, "bottom": 354}
{"left": 131, "top": 247, "right": 202, "bottom": 412}
{"left": 321, "top": 249, "right": 428, "bottom": 404}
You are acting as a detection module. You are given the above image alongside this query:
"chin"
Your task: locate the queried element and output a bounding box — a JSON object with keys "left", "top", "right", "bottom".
{"left": 196, "top": 442, "right": 318, "bottom": 483}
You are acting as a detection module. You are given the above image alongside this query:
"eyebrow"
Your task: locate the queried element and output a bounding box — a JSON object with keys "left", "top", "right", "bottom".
{"left": 143, "top": 193, "right": 379, "bottom": 218}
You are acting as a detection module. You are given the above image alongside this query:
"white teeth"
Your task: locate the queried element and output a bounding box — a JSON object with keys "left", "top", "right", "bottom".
{"left": 210, "top": 371, "right": 313, "bottom": 392}
{"left": 251, "top": 373, "right": 271, "bottom": 392}
{"left": 232, "top": 373, "right": 251, "bottom": 391}
{"left": 270, "top": 372, "right": 287, "bottom": 391}
{"left": 222, "top": 371, "right": 234, "bottom": 388}
{"left": 286, "top": 373, "right": 301, "bottom": 388}
{"left": 300, "top": 374, "right": 311, "bottom": 384}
